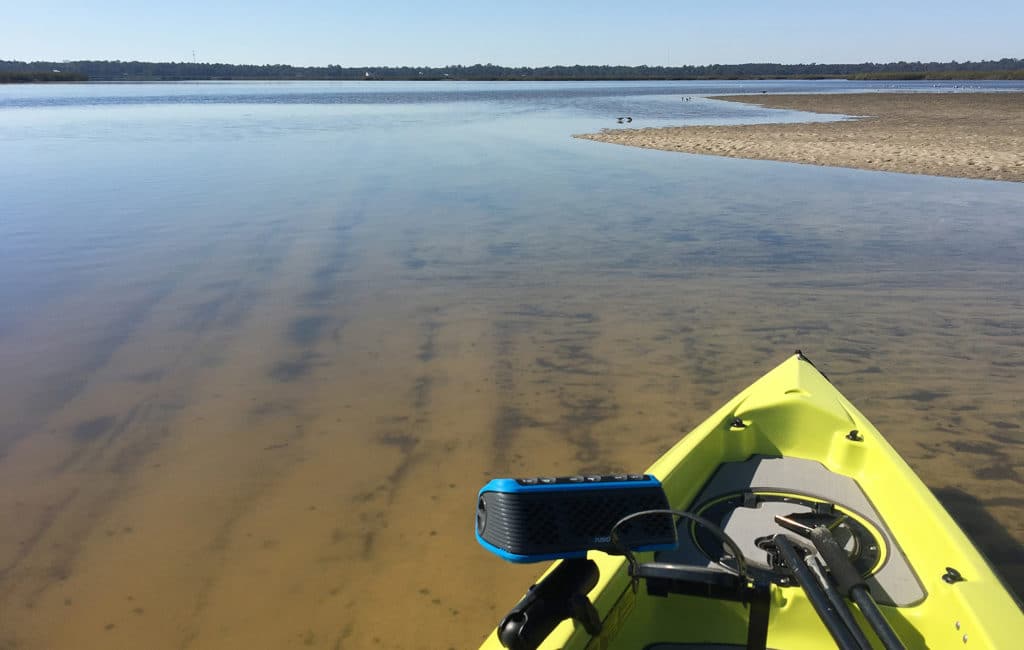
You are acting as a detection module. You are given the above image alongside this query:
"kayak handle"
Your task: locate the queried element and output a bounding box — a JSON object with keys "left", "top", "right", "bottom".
{"left": 496, "top": 558, "right": 601, "bottom": 650}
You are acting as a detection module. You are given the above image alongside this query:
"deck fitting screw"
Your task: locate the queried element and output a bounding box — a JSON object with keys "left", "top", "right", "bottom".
{"left": 846, "top": 430, "right": 862, "bottom": 441}
{"left": 963, "top": 634, "right": 968, "bottom": 643}
{"left": 730, "top": 418, "right": 745, "bottom": 429}
{"left": 955, "top": 621, "right": 961, "bottom": 630}
{"left": 943, "top": 567, "right": 965, "bottom": 584}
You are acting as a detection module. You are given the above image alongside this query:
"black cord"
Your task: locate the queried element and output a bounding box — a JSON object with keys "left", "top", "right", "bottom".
{"left": 609, "top": 508, "right": 750, "bottom": 579}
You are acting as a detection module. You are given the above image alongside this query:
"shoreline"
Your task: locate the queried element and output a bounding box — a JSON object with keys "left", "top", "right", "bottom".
{"left": 575, "top": 93, "right": 1024, "bottom": 182}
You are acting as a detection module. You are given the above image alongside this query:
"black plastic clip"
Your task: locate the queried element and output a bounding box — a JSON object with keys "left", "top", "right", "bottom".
{"left": 812, "top": 501, "right": 836, "bottom": 516}
{"left": 742, "top": 491, "right": 759, "bottom": 508}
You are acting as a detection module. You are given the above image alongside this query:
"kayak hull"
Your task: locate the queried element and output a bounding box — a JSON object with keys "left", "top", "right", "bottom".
{"left": 479, "top": 354, "right": 1022, "bottom": 649}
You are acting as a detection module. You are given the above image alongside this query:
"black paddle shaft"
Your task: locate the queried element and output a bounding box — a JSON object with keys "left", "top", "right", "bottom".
{"left": 773, "top": 535, "right": 862, "bottom": 650}
{"left": 807, "top": 525, "right": 907, "bottom": 650}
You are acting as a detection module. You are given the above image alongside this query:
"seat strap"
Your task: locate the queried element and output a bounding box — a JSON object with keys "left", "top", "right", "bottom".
{"left": 745, "top": 583, "right": 771, "bottom": 650}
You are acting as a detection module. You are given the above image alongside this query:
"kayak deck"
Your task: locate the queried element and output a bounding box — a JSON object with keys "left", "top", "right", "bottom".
{"left": 479, "top": 354, "right": 1023, "bottom": 649}
{"left": 657, "top": 454, "right": 923, "bottom": 607}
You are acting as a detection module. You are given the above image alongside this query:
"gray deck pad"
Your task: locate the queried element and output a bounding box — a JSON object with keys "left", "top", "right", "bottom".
{"left": 657, "top": 455, "right": 925, "bottom": 606}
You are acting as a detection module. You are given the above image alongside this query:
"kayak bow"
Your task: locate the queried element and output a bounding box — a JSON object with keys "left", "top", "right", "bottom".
{"left": 476, "top": 353, "right": 1023, "bottom": 649}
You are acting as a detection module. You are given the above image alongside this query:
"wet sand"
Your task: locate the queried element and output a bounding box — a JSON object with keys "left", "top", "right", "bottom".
{"left": 576, "top": 93, "right": 1024, "bottom": 182}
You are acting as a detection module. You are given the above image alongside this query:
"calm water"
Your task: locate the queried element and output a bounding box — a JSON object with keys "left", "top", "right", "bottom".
{"left": 1, "top": 80, "right": 1022, "bottom": 648}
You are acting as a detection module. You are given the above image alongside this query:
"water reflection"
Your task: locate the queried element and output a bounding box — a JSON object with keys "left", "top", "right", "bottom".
{"left": 0, "top": 81, "right": 1021, "bottom": 649}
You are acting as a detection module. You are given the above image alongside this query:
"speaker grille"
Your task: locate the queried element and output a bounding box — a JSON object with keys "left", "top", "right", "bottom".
{"left": 479, "top": 485, "right": 673, "bottom": 557}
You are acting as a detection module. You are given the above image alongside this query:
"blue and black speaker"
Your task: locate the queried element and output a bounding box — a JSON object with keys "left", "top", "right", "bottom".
{"left": 475, "top": 474, "right": 677, "bottom": 563}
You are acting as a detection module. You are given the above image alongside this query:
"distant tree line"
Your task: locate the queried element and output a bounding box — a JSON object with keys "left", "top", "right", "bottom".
{"left": 848, "top": 69, "right": 1024, "bottom": 80}
{"left": 1, "top": 58, "right": 1022, "bottom": 82}
{"left": 0, "top": 70, "right": 88, "bottom": 83}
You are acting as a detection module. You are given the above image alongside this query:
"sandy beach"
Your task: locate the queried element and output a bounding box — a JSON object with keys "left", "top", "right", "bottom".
{"left": 576, "top": 93, "right": 1024, "bottom": 182}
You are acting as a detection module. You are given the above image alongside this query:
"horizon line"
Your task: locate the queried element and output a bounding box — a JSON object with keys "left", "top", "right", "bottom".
{"left": 6, "top": 57, "right": 1023, "bottom": 69}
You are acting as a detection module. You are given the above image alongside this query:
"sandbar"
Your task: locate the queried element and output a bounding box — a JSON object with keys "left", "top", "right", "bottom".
{"left": 576, "top": 93, "right": 1024, "bottom": 182}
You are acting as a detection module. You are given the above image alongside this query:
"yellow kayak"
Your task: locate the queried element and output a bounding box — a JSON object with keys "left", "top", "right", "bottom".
{"left": 476, "top": 353, "right": 1022, "bottom": 649}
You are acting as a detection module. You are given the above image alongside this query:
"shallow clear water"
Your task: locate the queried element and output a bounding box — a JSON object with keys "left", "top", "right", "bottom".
{"left": 0, "top": 80, "right": 1022, "bottom": 649}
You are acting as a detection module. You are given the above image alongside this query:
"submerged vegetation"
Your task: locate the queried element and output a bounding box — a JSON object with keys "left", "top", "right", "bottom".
{"left": 1, "top": 58, "right": 1022, "bottom": 82}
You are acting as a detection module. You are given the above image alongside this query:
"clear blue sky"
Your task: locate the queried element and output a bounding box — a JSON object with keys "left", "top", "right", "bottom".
{"left": 5, "top": 1, "right": 1022, "bottom": 67}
